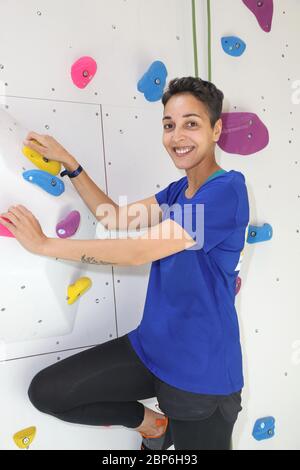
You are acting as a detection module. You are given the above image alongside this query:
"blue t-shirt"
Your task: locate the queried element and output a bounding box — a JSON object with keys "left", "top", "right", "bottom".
{"left": 128, "top": 169, "right": 250, "bottom": 395}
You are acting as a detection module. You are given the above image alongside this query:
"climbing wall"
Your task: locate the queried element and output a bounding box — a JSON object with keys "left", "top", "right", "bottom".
{"left": 0, "top": 0, "right": 299, "bottom": 451}
{"left": 0, "top": 0, "right": 195, "bottom": 450}
{"left": 207, "top": 0, "right": 300, "bottom": 450}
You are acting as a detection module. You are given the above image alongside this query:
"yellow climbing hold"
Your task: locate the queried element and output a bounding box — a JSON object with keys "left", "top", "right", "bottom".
{"left": 22, "top": 140, "right": 61, "bottom": 175}
{"left": 13, "top": 426, "right": 36, "bottom": 449}
{"left": 67, "top": 277, "right": 92, "bottom": 305}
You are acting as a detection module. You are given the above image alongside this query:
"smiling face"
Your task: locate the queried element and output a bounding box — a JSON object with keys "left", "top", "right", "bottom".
{"left": 162, "top": 92, "right": 222, "bottom": 170}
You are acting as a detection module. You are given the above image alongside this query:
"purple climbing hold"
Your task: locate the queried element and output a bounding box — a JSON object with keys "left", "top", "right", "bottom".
{"left": 242, "top": 0, "right": 273, "bottom": 33}
{"left": 218, "top": 112, "right": 269, "bottom": 155}
{"left": 235, "top": 276, "right": 242, "bottom": 295}
{"left": 56, "top": 210, "right": 81, "bottom": 238}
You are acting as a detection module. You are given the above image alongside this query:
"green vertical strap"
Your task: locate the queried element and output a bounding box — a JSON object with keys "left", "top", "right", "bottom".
{"left": 191, "top": 0, "right": 199, "bottom": 78}
{"left": 207, "top": 0, "right": 212, "bottom": 81}
{"left": 192, "top": 0, "right": 212, "bottom": 81}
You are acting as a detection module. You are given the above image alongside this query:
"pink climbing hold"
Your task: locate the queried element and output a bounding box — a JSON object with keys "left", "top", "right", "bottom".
{"left": 242, "top": 0, "right": 273, "bottom": 33}
{"left": 218, "top": 112, "right": 269, "bottom": 155}
{"left": 0, "top": 217, "right": 15, "bottom": 238}
{"left": 56, "top": 210, "right": 81, "bottom": 238}
{"left": 71, "top": 56, "right": 97, "bottom": 89}
{"left": 235, "top": 276, "right": 242, "bottom": 295}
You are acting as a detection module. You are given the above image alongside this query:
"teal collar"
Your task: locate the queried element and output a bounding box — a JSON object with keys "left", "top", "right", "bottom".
{"left": 183, "top": 169, "right": 227, "bottom": 200}
{"left": 205, "top": 169, "right": 227, "bottom": 183}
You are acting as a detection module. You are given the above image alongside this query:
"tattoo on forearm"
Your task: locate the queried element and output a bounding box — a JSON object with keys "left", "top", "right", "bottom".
{"left": 81, "top": 254, "right": 117, "bottom": 265}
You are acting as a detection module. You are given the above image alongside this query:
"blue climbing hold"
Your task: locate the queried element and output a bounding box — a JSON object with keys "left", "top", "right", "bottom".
{"left": 23, "top": 169, "right": 65, "bottom": 197}
{"left": 221, "top": 36, "right": 246, "bottom": 57}
{"left": 252, "top": 417, "right": 275, "bottom": 441}
{"left": 137, "top": 61, "right": 168, "bottom": 102}
{"left": 247, "top": 223, "right": 273, "bottom": 244}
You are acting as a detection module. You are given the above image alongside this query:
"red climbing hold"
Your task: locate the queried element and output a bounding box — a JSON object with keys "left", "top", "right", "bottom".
{"left": 71, "top": 56, "right": 97, "bottom": 89}
{"left": 0, "top": 217, "right": 15, "bottom": 238}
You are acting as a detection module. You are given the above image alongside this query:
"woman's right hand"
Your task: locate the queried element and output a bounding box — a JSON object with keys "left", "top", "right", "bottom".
{"left": 23, "top": 131, "right": 74, "bottom": 165}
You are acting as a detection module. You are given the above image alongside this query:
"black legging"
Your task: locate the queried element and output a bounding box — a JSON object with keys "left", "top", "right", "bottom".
{"left": 28, "top": 334, "right": 235, "bottom": 450}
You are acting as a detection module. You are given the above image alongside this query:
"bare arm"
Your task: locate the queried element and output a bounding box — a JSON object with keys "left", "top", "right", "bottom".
{"left": 63, "top": 156, "right": 119, "bottom": 228}
{"left": 23, "top": 135, "right": 160, "bottom": 231}
{"left": 65, "top": 156, "right": 163, "bottom": 231}
{"left": 41, "top": 218, "right": 197, "bottom": 266}
{"left": 42, "top": 237, "right": 141, "bottom": 266}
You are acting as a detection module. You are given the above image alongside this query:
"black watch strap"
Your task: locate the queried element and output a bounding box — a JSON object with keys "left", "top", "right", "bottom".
{"left": 60, "top": 165, "right": 83, "bottom": 179}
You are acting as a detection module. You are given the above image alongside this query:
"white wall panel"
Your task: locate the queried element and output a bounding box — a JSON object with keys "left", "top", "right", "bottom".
{"left": 0, "top": 98, "right": 117, "bottom": 360}
{"left": 209, "top": 0, "right": 300, "bottom": 450}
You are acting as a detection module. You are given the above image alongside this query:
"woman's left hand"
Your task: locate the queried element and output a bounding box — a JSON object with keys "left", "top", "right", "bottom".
{"left": 0, "top": 205, "right": 48, "bottom": 255}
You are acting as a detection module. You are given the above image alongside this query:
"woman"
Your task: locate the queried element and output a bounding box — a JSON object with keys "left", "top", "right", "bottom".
{"left": 1, "top": 77, "right": 249, "bottom": 450}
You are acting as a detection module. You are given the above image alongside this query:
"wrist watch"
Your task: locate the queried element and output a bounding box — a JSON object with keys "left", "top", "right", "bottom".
{"left": 60, "top": 165, "right": 83, "bottom": 179}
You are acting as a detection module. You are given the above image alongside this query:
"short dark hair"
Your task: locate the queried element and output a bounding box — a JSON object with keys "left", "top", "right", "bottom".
{"left": 162, "top": 77, "right": 224, "bottom": 129}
